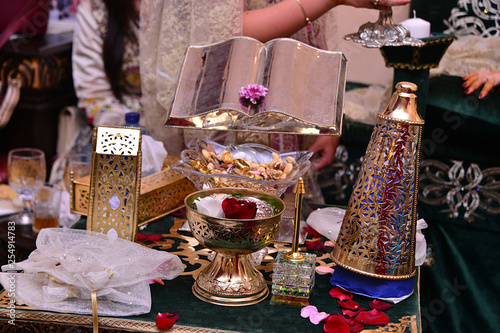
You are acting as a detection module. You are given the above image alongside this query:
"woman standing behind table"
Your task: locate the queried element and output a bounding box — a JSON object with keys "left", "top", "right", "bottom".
{"left": 73, "top": 0, "right": 410, "bottom": 163}
{"left": 139, "top": 0, "right": 409, "bottom": 202}
{"left": 72, "top": 0, "right": 142, "bottom": 128}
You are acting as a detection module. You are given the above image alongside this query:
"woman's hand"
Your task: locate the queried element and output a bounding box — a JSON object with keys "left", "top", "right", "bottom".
{"left": 243, "top": 0, "right": 410, "bottom": 42}
{"left": 462, "top": 70, "right": 500, "bottom": 99}
{"left": 332, "top": 0, "right": 411, "bottom": 12}
{"left": 308, "top": 136, "right": 340, "bottom": 170}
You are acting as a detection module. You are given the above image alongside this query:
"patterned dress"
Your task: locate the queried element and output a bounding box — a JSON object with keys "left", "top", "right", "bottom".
{"left": 72, "top": 0, "right": 142, "bottom": 127}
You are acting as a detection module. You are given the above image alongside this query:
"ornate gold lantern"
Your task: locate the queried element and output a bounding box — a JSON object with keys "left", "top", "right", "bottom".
{"left": 86, "top": 126, "right": 142, "bottom": 241}
{"left": 331, "top": 82, "right": 424, "bottom": 279}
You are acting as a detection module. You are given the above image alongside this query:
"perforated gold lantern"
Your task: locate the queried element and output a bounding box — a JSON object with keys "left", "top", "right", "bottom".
{"left": 87, "top": 126, "right": 142, "bottom": 241}
{"left": 331, "top": 82, "right": 424, "bottom": 279}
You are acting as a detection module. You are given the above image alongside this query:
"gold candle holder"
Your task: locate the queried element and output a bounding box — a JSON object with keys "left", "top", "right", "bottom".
{"left": 271, "top": 177, "right": 316, "bottom": 306}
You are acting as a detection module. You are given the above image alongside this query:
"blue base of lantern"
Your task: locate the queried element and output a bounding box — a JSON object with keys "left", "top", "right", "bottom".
{"left": 330, "top": 266, "right": 414, "bottom": 303}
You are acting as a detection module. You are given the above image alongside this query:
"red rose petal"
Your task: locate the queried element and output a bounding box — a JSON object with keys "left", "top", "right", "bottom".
{"left": 324, "top": 240, "right": 335, "bottom": 247}
{"left": 171, "top": 207, "right": 186, "bottom": 217}
{"left": 329, "top": 287, "right": 354, "bottom": 301}
{"left": 369, "top": 299, "right": 393, "bottom": 311}
{"left": 305, "top": 225, "right": 324, "bottom": 238}
{"left": 222, "top": 198, "right": 257, "bottom": 219}
{"left": 354, "top": 309, "right": 390, "bottom": 326}
{"left": 156, "top": 312, "right": 179, "bottom": 329}
{"left": 349, "top": 321, "right": 365, "bottom": 333}
{"left": 305, "top": 239, "right": 327, "bottom": 254}
{"left": 329, "top": 313, "right": 354, "bottom": 326}
{"left": 147, "top": 234, "right": 163, "bottom": 241}
{"left": 336, "top": 299, "right": 360, "bottom": 310}
{"left": 342, "top": 307, "right": 366, "bottom": 318}
{"left": 324, "top": 315, "right": 351, "bottom": 333}
{"left": 137, "top": 234, "right": 163, "bottom": 242}
{"left": 148, "top": 279, "right": 165, "bottom": 285}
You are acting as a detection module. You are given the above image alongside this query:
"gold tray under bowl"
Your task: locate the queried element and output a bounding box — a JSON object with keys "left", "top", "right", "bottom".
{"left": 70, "top": 155, "right": 197, "bottom": 225}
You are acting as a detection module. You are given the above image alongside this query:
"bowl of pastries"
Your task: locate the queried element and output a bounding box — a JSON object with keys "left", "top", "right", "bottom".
{"left": 171, "top": 140, "right": 313, "bottom": 196}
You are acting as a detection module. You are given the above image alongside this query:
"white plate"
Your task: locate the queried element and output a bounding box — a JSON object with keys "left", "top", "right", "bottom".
{"left": 0, "top": 198, "right": 21, "bottom": 216}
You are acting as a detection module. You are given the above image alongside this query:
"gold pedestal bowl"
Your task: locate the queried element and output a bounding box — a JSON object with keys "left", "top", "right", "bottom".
{"left": 185, "top": 188, "right": 285, "bottom": 306}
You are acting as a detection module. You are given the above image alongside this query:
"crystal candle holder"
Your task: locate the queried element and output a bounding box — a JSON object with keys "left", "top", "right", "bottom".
{"left": 271, "top": 250, "right": 316, "bottom": 306}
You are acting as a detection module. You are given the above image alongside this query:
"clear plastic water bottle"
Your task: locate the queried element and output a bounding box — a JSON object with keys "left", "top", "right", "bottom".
{"left": 124, "top": 112, "right": 154, "bottom": 177}
{"left": 124, "top": 112, "right": 148, "bottom": 135}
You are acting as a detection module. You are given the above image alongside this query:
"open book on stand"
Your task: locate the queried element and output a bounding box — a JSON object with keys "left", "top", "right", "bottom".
{"left": 165, "top": 37, "right": 347, "bottom": 136}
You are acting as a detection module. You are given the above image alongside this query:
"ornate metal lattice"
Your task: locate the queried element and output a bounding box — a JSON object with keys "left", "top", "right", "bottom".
{"left": 87, "top": 126, "right": 142, "bottom": 241}
{"left": 331, "top": 82, "right": 423, "bottom": 280}
{"left": 189, "top": 219, "right": 280, "bottom": 250}
{"left": 419, "top": 159, "right": 500, "bottom": 222}
{"left": 445, "top": 0, "right": 500, "bottom": 37}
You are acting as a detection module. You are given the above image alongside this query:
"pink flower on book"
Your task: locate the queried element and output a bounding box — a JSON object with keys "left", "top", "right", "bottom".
{"left": 239, "top": 84, "right": 268, "bottom": 104}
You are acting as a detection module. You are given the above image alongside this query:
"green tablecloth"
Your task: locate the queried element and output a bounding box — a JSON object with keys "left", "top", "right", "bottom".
{"left": 0, "top": 213, "right": 421, "bottom": 332}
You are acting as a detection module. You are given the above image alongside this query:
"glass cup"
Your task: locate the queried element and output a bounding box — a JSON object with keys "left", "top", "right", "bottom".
{"left": 7, "top": 148, "right": 46, "bottom": 225}
{"left": 33, "top": 184, "right": 61, "bottom": 233}
{"left": 63, "top": 152, "right": 91, "bottom": 191}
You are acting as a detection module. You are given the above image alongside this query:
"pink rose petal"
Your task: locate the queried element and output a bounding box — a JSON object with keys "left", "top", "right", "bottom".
{"left": 310, "top": 311, "right": 329, "bottom": 325}
{"left": 315, "top": 266, "right": 335, "bottom": 275}
{"left": 300, "top": 305, "right": 329, "bottom": 325}
{"left": 300, "top": 305, "right": 317, "bottom": 318}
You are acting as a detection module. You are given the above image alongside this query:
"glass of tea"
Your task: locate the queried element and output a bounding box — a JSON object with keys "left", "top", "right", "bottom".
{"left": 63, "top": 152, "right": 91, "bottom": 192}
{"left": 8, "top": 148, "right": 46, "bottom": 225}
{"left": 33, "top": 184, "right": 61, "bottom": 233}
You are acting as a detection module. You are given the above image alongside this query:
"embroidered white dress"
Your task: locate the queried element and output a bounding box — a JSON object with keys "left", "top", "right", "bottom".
{"left": 73, "top": 0, "right": 142, "bottom": 128}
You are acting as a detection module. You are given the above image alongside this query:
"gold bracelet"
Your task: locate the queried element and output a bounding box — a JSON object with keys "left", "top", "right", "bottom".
{"left": 295, "top": 0, "right": 312, "bottom": 26}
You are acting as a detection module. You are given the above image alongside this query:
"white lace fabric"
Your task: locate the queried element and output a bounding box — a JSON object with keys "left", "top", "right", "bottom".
{"left": 431, "top": 35, "right": 500, "bottom": 78}
{"left": 343, "top": 84, "right": 392, "bottom": 125}
{"left": 0, "top": 228, "right": 184, "bottom": 316}
{"left": 140, "top": 0, "right": 243, "bottom": 156}
{"left": 306, "top": 207, "right": 428, "bottom": 266}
